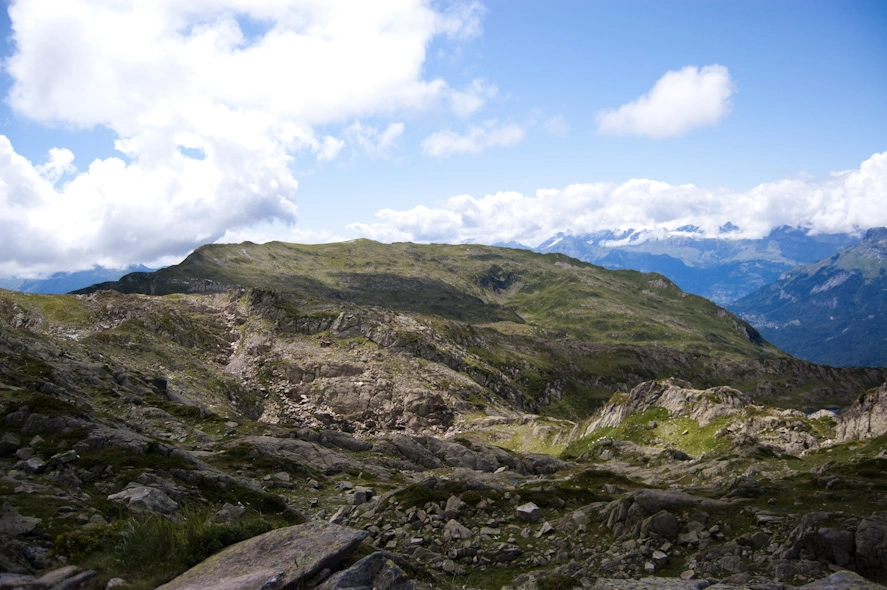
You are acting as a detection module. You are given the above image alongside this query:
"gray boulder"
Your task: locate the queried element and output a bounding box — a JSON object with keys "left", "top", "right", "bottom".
{"left": 318, "top": 551, "right": 414, "bottom": 590}
{"left": 640, "top": 510, "right": 680, "bottom": 541}
{"left": 0, "top": 503, "right": 41, "bottom": 537}
{"left": 517, "top": 502, "right": 542, "bottom": 523}
{"left": 156, "top": 522, "right": 369, "bottom": 590}
{"left": 443, "top": 519, "right": 472, "bottom": 541}
{"left": 0, "top": 432, "right": 21, "bottom": 457}
{"left": 107, "top": 485, "right": 179, "bottom": 516}
{"left": 855, "top": 518, "right": 887, "bottom": 581}
{"left": 799, "top": 570, "right": 887, "bottom": 590}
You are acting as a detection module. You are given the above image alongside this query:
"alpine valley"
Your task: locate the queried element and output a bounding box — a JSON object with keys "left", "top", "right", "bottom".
{"left": 2, "top": 241, "right": 887, "bottom": 590}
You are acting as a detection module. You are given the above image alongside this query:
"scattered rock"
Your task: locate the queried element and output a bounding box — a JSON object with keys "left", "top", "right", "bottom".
{"left": 516, "top": 502, "right": 542, "bottom": 523}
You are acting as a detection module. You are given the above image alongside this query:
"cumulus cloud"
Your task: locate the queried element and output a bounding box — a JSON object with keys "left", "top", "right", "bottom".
{"left": 0, "top": 0, "right": 486, "bottom": 275}
{"left": 348, "top": 152, "right": 887, "bottom": 245}
{"left": 421, "top": 120, "right": 525, "bottom": 156}
{"left": 597, "top": 65, "right": 735, "bottom": 138}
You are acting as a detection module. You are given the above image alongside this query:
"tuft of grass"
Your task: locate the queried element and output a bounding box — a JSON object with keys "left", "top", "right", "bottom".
{"left": 57, "top": 508, "right": 278, "bottom": 589}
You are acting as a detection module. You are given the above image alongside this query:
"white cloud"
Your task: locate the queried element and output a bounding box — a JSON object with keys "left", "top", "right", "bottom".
{"left": 0, "top": 0, "right": 486, "bottom": 275}
{"left": 348, "top": 152, "right": 887, "bottom": 245}
{"left": 421, "top": 120, "right": 524, "bottom": 156}
{"left": 216, "top": 222, "right": 347, "bottom": 246}
{"left": 597, "top": 64, "right": 735, "bottom": 138}
{"left": 436, "top": 1, "right": 487, "bottom": 40}
{"left": 448, "top": 79, "right": 497, "bottom": 117}
{"left": 317, "top": 136, "right": 345, "bottom": 162}
{"left": 35, "top": 148, "right": 76, "bottom": 184}
{"left": 345, "top": 122, "right": 405, "bottom": 155}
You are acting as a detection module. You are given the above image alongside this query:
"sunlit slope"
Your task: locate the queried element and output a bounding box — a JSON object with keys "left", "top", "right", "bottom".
{"left": 79, "top": 240, "right": 777, "bottom": 359}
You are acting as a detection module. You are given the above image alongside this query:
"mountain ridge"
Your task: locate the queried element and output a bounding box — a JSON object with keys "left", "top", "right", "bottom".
{"left": 530, "top": 225, "right": 862, "bottom": 304}
{"left": 730, "top": 227, "right": 887, "bottom": 367}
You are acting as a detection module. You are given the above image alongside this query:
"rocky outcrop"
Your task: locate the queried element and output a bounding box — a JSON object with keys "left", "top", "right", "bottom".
{"left": 837, "top": 383, "right": 887, "bottom": 442}
{"left": 781, "top": 514, "right": 887, "bottom": 583}
{"left": 600, "top": 489, "right": 730, "bottom": 540}
{"left": 155, "top": 522, "right": 369, "bottom": 590}
{"left": 581, "top": 379, "right": 751, "bottom": 437}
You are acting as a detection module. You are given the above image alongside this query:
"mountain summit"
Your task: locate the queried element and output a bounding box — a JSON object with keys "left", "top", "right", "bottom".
{"left": 533, "top": 225, "right": 860, "bottom": 304}
{"left": 731, "top": 227, "right": 887, "bottom": 367}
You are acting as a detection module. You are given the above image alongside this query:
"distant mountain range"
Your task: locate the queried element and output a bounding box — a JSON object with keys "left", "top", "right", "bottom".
{"left": 0, "top": 265, "right": 153, "bottom": 294}
{"left": 730, "top": 227, "right": 887, "bottom": 368}
{"left": 529, "top": 225, "right": 861, "bottom": 304}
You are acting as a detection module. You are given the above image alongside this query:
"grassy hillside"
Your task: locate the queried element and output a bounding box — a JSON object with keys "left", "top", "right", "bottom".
{"left": 81, "top": 240, "right": 775, "bottom": 358}
{"left": 66, "top": 240, "right": 887, "bottom": 414}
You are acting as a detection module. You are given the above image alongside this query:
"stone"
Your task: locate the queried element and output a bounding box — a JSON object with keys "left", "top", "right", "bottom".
{"left": 494, "top": 545, "right": 522, "bottom": 562}
{"left": 0, "top": 503, "right": 41, "bottom": 536}
{"left": 216, "top": 502, "right": 246, "bottom": 522}
{"left": 855, "top": 518, "right": 887, "bottom": 581}
{"left": 0, "top": 432, "right": 21, "bottom": 457}
{"left": 107, "top": 485, "right": 179, "bottom": 516}
{"left": 535, "top": 522, "right": 555, "bottom": 538}
{"left": 799, "top": 570, "right": 887, "bottom": 590}
{"left": 329, "top": 506, "right": 353, "bottom": 524}
{"left": 18, "top": 456, "right": 46, "bottom": 474}
{"left": 347, "top": 486, "right": 375, "bottom": 505}
{"left": 572, "top": 510, "right": 590, "bottom": 526}
{"left": 49, "top": 449, "right": 79, "bottom": 466}
{"left": 652, "top": 550, "right": 668, "bottom": 567}
{"left": 443, "top": 494, "right": 466, "bottom": 519}
{"left": 516, "top": 502, "right": 542, "bottom": 523}
{"left": 318, "top": 551, "right": 414, "bottom": 589}
{"left": 641, "top": 510, "right": 679, "bottom": 541}
{"left": 443, "top": 519, "right": 472, "bottom": 541}
{"left": 156, "top": 522, "right": 369, "bottom": 590}
{"left": 106, "top": 578, "right": 128, "bottom": 588}
{"left": 31, "top": 565, "right": 80, "bottom": 587}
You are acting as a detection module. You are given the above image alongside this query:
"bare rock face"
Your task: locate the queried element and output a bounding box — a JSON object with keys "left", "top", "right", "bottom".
{"left": 837, "top": 383, "right": 887, "bottom": 442}
{"left": 155, "top": 521, "right": 369, "bottom": 590}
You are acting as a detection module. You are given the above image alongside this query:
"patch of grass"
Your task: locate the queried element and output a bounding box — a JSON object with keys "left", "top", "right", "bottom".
{"left": 76, "top": 445, "right": 196, "bottom": 473}
{"left": 389, "top": 481, "right": 470, "bottom": 509}
{"left": 57, "top": 508, "right": 279, "bottom": 589}
{"left": 459, "top": 565, "right": 527, "bottom": 590}
{"left": 191, "top": 475, "right": 300, "bottom": 518}
{"left": 538, "top": 572, "right": 581, "bottom": 590}
{"left": 207, "top": 443, "right": 318, "bottom": 479}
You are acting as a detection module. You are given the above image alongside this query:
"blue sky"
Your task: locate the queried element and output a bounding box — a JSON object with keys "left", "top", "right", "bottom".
{"left": 0, "top": 0, "right": 885, "bottom": 277}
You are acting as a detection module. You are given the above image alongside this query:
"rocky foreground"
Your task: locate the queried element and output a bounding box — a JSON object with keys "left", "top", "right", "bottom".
{"left": 1, "top": 379, "right": 887, "bottom": 589}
